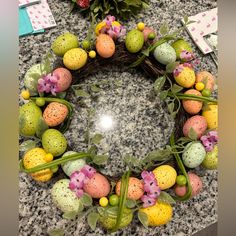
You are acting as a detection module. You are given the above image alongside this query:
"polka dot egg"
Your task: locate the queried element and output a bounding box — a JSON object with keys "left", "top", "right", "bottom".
{"left": 182, "top": 141, "right": 206, "bottom": 168}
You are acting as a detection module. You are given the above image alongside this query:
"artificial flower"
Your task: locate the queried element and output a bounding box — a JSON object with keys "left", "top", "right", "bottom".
{"left": 200, "top": 130, "right": 218, "bottom": 152}
{"left": 76, "top": 0, "right": 90, "bottom": 9}
{"left": 37, "top": 73, "right": 60, "bottom": 95}
{"left": 141, "top": 194, "right": 157, "bottom": 208}
{"left": 180, "top": 50, "right": 195, "bottom": 61}
{"left": 80, "top": 164, "right": 96, "bottom": 179}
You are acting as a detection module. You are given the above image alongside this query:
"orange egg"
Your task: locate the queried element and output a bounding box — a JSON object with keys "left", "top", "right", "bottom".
{"left": 116, "top": 177, "right": 144, "bottom": 200}
{"left": 196, "top": 71, "right": 215, "bottom": 92}
{"left": 182, "top": 89, "right": 203, "bottom": 114}
{"left": 43, "top": 102, "right": 68, "bottom": 127}
{"left": 53, "top": 67, "right": 72, "bottom": 92}
{"left": 96, "top": 34, "right": 115, "bottom": 58}
{"left": 83, "top": 173, "right": 110, "bottom": 198}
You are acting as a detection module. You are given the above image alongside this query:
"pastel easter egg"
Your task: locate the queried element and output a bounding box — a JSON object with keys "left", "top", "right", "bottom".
{"left": 115, "top": 177, "right": 144, "bottom": 200}
{"left": 53, "top": 67, "right": 72, "bottom": 92}
{"left": 182, "top": 141, "right": 206, "bottom": 168}
{"left": 183, "top": 115, "right": 207, "bottom": 139}
{"left": 142, "top": 27, "right": 156, "bottom": 41}
{"left": 23, "top": 147, "right": 53, "bottom": 182}
{"left": 96, "top": 34, "right": 115, "bottom": 58}
{"left": 43, "top": 102, "right": 68, "bottom": 127}
{"left": 83, "top": 173, "right": 110, "bottom": 198}
{"left": 51, "top": 179, "right": 82, "bottom": 213}
{"left": 42, "top": 129, "right": 67, "bottom": 157}
{"left": 196, "top": 71, "right": 215, "bottom": 92}
{"left": 52, "top": 32, "right": 79, "bottom": 57}
{"left": 171, "top": 39, "right": 193, "bottom": 59}
{"left": 202, "top": 145, "right": 218, "bottom": 169}
{"left": 152, "top": 165, "right": 177, "bottom": 190}
{"left": 61, "top": 151, "right": 86, "bottom": 177}
{"left": 182, "top": 89, "right": 203, "bottom": 114}
{"left": 125, "top": 29, "right": 144, "bottom": 53}
{"left": 63, "top": 48, "right": 87, "bottom": 70}
{"left": 153, "top": 43, "right": 176, "bottom": 65}
{"left": 202, "top": 104, "right": 218, "bottom": 129}
{"left": 174, "top": 64, "right": 196, "bottom": 88}
{"left": 174, "top": 184, "right": 187, "bottom": 197}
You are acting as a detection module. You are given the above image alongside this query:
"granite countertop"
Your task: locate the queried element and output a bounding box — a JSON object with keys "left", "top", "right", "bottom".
{"left": 19, "top": 0, "right": 217, "bottom": 235}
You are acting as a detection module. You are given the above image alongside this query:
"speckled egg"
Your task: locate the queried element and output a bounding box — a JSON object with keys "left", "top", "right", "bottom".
{"left": 174, "top": 172, "right": 203, "bottom": 198}
{"left": 139, "top": 201, "right": 173, "bottom": 226}
{"left": 153, "top": 43, "right": 176, "bottom": 65}
{"left": 183, "top": 115, "right": 207, "bottom": 139}
{"left": 171, "top": 39, "right": 193, "bottom": 60}
{"left": 182, "top": 89, "right": 203, "bottom": 114}
{"left": 23, "top": 147, "right": 53, "bottom": 182}
{"left": 43, "top": 102, "right": 68, "bottom": 127}
{"left": 125, "top": 29, "right": 144, "bottom": 53}
{"left": 52, "top": 32, "right": 79, "bottom": 57}
{"left": 96, "top": 34, "right": 115, "bottom": 58}
{"left": 42, "top": 129, "right": 67, "bottom": 157}
{"left": 202, "top": 145, "right": 218, "bottom": 169}
{"left": 115, "top": 177, "right": 144, "bottom": 200}
{"left": 182, "top": 141, "right": 206, "bottom": 168}
{"left": 152, "top": 165, "right": 177, "bottom": 190}
{"left": 61, "top": 151, "right": 86, "bottom": 177}
{"left": 19, "top": 101, "right": 42, "bottom": 137}
{"left": 202, "top": 104, "right": 218, "bottom": 129}
{"left": 63, "top": 48, "right": 87, "bottom": 70}
{"left": 53, "top": 67, "right": 72, "bottom": 92}
{"left": 51, "top": 179, "right": 81, "bottom": 213}
{"left": 142, "top": 27, "right": 156, "bottom": 41}
{"left": 196, "top": 71, "right": 215, "bottom": 92}
{"left": 83, "top": 173, "right": 110, "bottom": 198}
{"left": 174, "top": 64, "right": 196, "bottom": 88}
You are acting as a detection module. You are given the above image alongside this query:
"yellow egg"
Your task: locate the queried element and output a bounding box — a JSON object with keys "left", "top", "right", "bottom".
{"left": 63, "top": 48, "right": 87, "bottom": 70}
{"left": 152, "top": 165, "right": 177, "bottom": 190}
{"left": 202, "top": 104, "right": 218, "bottom": 129}
{"left": 96, "top": 34, "right": 115, "bottom": 58}
{"left": 174, "top": 65, "right": 196, "bottom": 88}
{"left": 95, "top": 21, "right": 121, "bottom": 36}
{"left": 23, "top": 148, "right": 53, "bottom": 182}
{"left": 139, "top": 201, "right": 173, "bottom": 226}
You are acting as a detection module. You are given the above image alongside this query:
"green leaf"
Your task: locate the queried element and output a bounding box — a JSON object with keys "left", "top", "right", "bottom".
{"left": 88, "top": 146, "right": 98, "bottom": 158}
{"left": 166, "top": 62, "right": 179, "bottom": 73}
{"left": 62, "top": 211, "right": 77, "bottom": 220}
{"left": 74, "top": 89, "right": 90, "bottom": 98}
{"left": 141, "top": 48, "right": 150, "bottom": 57}
{"left": 159, "top": 22, "right": 169, "bottom": 36}
{"left": 125, "top": 199, "right": 136, "bottom": 208}
{"left": 159, "top": 90, "right": 168, "bottom": 100}
{"left": 110, "top": 181, "right": 117, "bottom": 194}
{"left": 87, "top": 212, "right": 99, "bottom": 231}
{"left": 77, "top": 201, "right": 84, "bottom": 212}
{"left": 183, "top": 15, "right": 189, "bottom": 24}
{"left": 80, "top": 193, "right": 93, "bottom": 206}
{"left": 92, "top": 155, "right": 109, "bottom": 165}
{"left": 146, "top": 149, "right": 171, "bottom": 161}
{"left": 90, "top": 84, "right": 101, "bottom": 93}
{"left": 158, "top": 191, "right": 176, "bottom": 204}
{"left": 137, "top": 211, "right": 148, "bottom": 229}
{"left": 177, "top": 137, "right": 192, "bottom": 144}
{"left": 154, "top": 76, "right": 166, "bottom": 94}
{"left": 167, "top": 102, "right": 175, "bottom": 114}
{"left": 188, "top": 127, "right": 198, "bottom": 140}
{"left": 36, "top": 117, "right": 48, "bottom": 138}
{"left": 56, "top": 92, "right": 67, "bottom": 99}
{"left": 19, "top": 140, "right": 38, "bottom": 152}
{"left": 91, "top": 133, "right": 104, "bottom": 145}
{"left": 171, "top": 84, "right": 183, "bottom": 93}
{"left": 48, "top": 228, "right": 64, "bottom": 236}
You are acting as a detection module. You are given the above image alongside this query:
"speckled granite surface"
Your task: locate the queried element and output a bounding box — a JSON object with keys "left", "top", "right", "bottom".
{"left": 19, "top": 0, "right": 217, "bottom": 235}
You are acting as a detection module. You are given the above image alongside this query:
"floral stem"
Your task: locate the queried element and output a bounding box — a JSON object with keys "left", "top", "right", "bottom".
{"left": 170, "top": 134, "right": 192, "bottom": 201}
{"left": 19, "top": 152, "right": 90, "bottom": 173}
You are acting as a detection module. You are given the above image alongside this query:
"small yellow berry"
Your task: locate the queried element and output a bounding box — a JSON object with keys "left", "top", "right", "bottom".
{"left": 137, "top": 22, "right": 145, "bottom": 31}
{"left": 89, "top": 50, "right": 96, "bottom": 58}
{"left": 99, "top": 197, "right": 108, "bottom": 207}
{"left": 44, "top": 153, "right": 54, "bottom": 162}
{"left": 21, "top": 90, "right": 30, "bottom": 100}
{"left": 195, "top": 82, "right": 205, "bottom": 91}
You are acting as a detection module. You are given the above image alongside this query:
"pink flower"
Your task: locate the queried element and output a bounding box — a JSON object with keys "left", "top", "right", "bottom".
{"left": 69, "top": 171, "right": 86, "bottom": 189}
{"left": 141, "top": 195, "right": 157, "bottom": 208}
{"left": 76, "top": 0, "right": 90, "bottom": 9}
{"left": 37, "top": 73, "right": 60, "bottom": 95}
{"left": 74, "top": 188, "right": 84, "bottom": 198}
{"left": 173, "top": 64, "right": 184, "bottom": 77}
{"left": 80, "top": 165, "right": 96, "bottom": 179}
{"left": 200, "top": 130, "right": 218, "bottom": 152}
{"left": 180, "top": 50, "right": 195, "bottom": 61}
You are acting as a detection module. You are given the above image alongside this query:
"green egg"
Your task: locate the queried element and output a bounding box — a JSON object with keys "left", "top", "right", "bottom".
{"left": 125, "top": 29, "right": 144, "bottom": 53}
{"left": 202, "top": 145, "right": 218, "bottom": 169}
{"left": 171, "top": 39, "right": 193, "bottom": 59}
{"left": 42, "top": 129, "right": 67, "bottom": 156}
{"left": 52, "top": 32, "right": 79, "bottom": 57}
{"left": 19, "top": 102, "right": 42, "bottom": 137}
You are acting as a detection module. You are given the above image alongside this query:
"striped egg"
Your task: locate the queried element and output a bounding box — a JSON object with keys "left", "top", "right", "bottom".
{"left": 43, "top": 102, "right": 68, "bottom": 127}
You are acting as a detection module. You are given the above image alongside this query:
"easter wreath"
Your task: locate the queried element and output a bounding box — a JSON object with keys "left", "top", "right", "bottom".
{"left": 19, "top": 15, "right": 218, "bottom": 234}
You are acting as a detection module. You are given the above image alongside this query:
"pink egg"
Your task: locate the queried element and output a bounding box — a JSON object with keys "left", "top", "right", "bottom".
{"left": 174, "top": 184, "right": 187, "bottom": 197}
{"left": 53, "top": 67, "right": 72, "bottom": 92}
{"left": 183, "top": 115, "right": 207, "bottom": 139}
{"left": 83, "top": 173, "right": 110, "bottom": 198}
{"left": 142, "top": 27, "right": 156, "bottom": 41}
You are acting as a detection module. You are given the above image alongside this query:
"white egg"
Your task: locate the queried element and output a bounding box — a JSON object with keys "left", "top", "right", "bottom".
{"left": 61, "top": 151, "right": 86, "bottom": 177}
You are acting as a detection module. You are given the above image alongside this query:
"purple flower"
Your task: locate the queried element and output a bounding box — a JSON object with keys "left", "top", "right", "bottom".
{"left": 200, "top": 130, "right": 218, "bottom": 152}
{"left": 80, "top": 165, "right": 96, "bottom": 179}
{"left": 141, "top": 195, "right": 157, "bottom": 208}
{"left": 173, "top": 64, "right": 184, "bottom": 77}
{"left": 180, "top": 50, "right": 195, "bottom": 61}
{"left": 37, "top": 73, "right": 60, "bottom": 95}
{"left": 69, "top": 171, "right": 86, "bottom": 190}
{"left": 74, "top": 188, "right": 84, "bottom": 198}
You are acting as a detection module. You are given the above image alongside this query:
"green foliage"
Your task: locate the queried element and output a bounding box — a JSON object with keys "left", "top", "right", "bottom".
{"left": 125, "top": 199, "right": 136, "bottom": 209}
{"left": 80, "top": 193, "right": 93, "bottom": 207}
{"left": 154, "top": 76, "right": 166, "bottom": 94}
{"left": 87, "top": 212, "right": 99, "bottom": 230}
{"left": 19, "top": 140, "right": 40, "bottom": 152}
{"left": 158, "top": 191, "right": 176, "bottom": 205}
{"left": 48, "top": 229, "right": 64, "bottom": 236}
{"left": 62, "top": 211, "right": 78, "bottom": 220}
{"left": 137, "top": 211, "right": 148, "bottom": 228}
{"left": 91, "top": 133, "right": 104, "bottom": 145}
{"left": 188, "top": 127, "right": 198, "bottom": 140}
{"left": 92, "top": 155, "right": 109, "bottom": 165}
